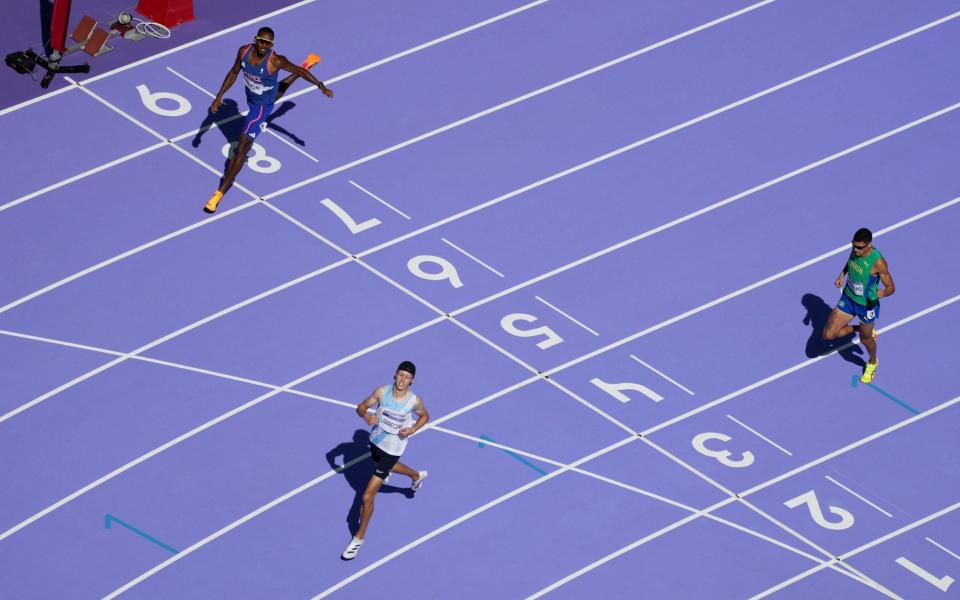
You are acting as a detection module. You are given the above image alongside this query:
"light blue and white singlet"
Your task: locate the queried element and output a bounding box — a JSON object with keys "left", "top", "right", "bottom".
{"left": 369, "top": 387, "right": 418, "bottom": 456}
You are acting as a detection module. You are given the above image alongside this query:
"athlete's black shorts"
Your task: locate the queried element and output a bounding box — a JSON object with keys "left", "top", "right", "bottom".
{"left": 370, "top": 442, "right": 400, "bottom": 479}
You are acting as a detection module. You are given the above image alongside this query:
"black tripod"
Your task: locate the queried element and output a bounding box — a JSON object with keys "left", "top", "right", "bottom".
{"left": 5, "top": 48, "right": 89, "bottom": 88}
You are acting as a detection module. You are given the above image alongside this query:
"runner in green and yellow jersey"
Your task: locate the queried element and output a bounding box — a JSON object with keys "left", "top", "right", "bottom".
{"left": 823, "top": 228, "right": 896, "bottom": 383}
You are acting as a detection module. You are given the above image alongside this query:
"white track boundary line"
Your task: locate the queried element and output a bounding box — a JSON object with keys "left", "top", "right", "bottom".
{"left": 0, "top": 328, "right": 353, "bottom": 409}
{"left": 102, "top": 435, "right": 635, "bottom": 598}
{"left": 529, "top": 392, "right": 960, "bottom": 600}
{"left": 643, "top": 290, "right": 960, "bottom": 439}
{"left": 446, "top": 99, "right": 960, "bottom": 317}
{"left": 109, "top": 421, "right": 846, "bottom": 598}
{"left": 3, "top": 0, "right": 551, "bottom": 117}
{"left": 8, "top": 19, "right": 954, "bottom": 320}
{"left": 548, "top": 196, "right": 960, "bottom": 386}
{"left": 1, "top": 0, "right": 550, "bottom": 211}
{"left": 738, "top": 392, "right": 960, "bottom": 500}
{"left": 3, "top": 198, "right": 955, "bottom": 547}
{"left": 751, "top": 502, "right": 960, "bottom": 599}
{"left": 631, "top": 437, "right": 897, "bottom": 598}
{"left": 0, "top": 0, "right": 319, "bottom": 117}
{"left": 258, "top": 183, "right": 903, "bottom": 599}
{"left": 0, "top": 142, "right": 168, "bottom": 213}
{"left": 0, "top": 197, "right": 260, "bottom": 315}
{"left": 102, "top": 449, "right": 374, "bottom": 599}
{"left": 0, "top": 315, "right": 444, "bottom": 543}
{"left": 0, "top": 0, "right": 776, "bottom": 314}
{"left": 263, "top": 0, "right": 776, "bottom": 200}
{"left": 353, "top": 13, "right": 960, "bottom": 262}
{"left": 0, "top": 258, "right": 351, "bottom": 425}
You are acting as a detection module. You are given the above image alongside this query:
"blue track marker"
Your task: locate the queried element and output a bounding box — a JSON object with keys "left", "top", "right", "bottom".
{"left": 850, "top": 375, "right": 919, "bottom": 415}
{"left": 105, "top": 514, "right": 179, "bottom": 554}
{"left": 478, "top": 434, "right": 549, "bottom": 476}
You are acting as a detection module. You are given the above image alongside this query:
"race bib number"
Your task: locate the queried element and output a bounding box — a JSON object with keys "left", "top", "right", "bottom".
{"left": 377, "top": 410, "right": 406, "bottom": 435}
{"left": 242, "top": 73, "right": 274, "bottom": 96}
{"left": 847, "top": 281, "right": 865, "bottom": 296}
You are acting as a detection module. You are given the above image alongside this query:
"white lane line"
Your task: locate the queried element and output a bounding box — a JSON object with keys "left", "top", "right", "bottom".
{"left": 0, "top": 197, "right": 259, "bottom": 315}
{"left": 752, "top": 502, "right": 960, "bottom": 599}
{"left": 71, "top": 0, "right": 319, "bottom": 86}
{"left": 311, "top": 436, "right": 636, "bottom": 599}
{"left": 727, "top": 414, "right": 793, "bottom": 456}
{"left": 439, "top": 423, "right": 850, "bottom": 574}
{"left": 264, "top": 0, "right": 777, "bottom": 200}
{"left": 2, "top": 0, "right": 548, "bottom": 212}
{"left": 527, "top": 498, "right": 735, "bottom": 599}
{"left": 633, "top": 436, "right": 896, "bottom": 598}
{"left": 0, "top": 328, "right": 354, "bottom": 408}
{"left": 629, "top": 354, "right": 695, "bottom": 395}
{"left": 349, "top": 180, "right": 412, "bottom": 219}
{"left": 0, "top": 257, "right": 351, "bottom": 425}
{"left": 10, "top": 13, "right": 950, "bottom": 319}
{"left": 535, "top": 295, "right": 599, "bottom": 336}
{"left": 927, "top": 537, "right": 960, "bottom": 562}
{"left": 740, "top": 392, "right": 960, "bottom": 499}
{"left": 264, "top": 190, "right": 893, "bottom": 597}
{"left": 7, "top": 158, "right": 957, "bottom": 553}
{"left": 0, "top": 84, "right": 75, "bottom": 118}
{"left": 450, "top": 99, "right": 960, "bottom": 318}
{"left": 101, "top": 435, "right": 635, "bottom": 598}
{"left": 0, "top": 142, "right": 168, "bottom": 213}
{"left": 283, "top": 0, "right": 551, "bottom": 101}
{"left": 0, "top": 203, "right": 960, "bottom": 541}
{"left": 824, "top": 475, "right": 894, "bottom": 518}
{"left": 355, "top": 13, "right": 960, "bottom": 262}
{"left": 167, "top": 65, "right": 321, "bottom": 163}
{"left": 102, "top": 449, "right": 373, "bottom": 599}
{"left": 441, "top": 238, "right": 504, "bottom": 277}
{"left": 0, "top": 314, "right": 444, "bottom": 544}
{"left": 644, "top": 289, "right": 960, "bottom": 439}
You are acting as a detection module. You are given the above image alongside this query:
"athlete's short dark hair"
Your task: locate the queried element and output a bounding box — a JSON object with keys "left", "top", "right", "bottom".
{"left": 853, "top": 228, "right": 872, "bottom": 243}
{"left": 257, "top": 26, "right": 274, "bottom": 38}
{"left": 397, "top": 361, "right": 416, "bottom": 378}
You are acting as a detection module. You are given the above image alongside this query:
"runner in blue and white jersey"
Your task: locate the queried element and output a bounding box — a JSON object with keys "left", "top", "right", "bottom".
{"left": 341, "top": 361, "right": 430, "bottom": 560}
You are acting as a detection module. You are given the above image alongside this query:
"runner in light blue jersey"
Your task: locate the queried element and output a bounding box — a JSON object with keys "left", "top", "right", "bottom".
{"left": 342, "top": 361, "right": 430, "bottom": 560}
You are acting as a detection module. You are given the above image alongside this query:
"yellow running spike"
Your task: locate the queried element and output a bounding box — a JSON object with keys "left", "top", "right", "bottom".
{"left": 204, "top": 190, "right": 223, "bottom": 214}
{"left": 860, "top": 359, "right": 879, "bottom": 384}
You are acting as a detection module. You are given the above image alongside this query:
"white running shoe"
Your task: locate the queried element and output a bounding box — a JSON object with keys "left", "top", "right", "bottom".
{"left": 411, "top": 470, "right": 428, "bottom": 492}
{"left": 341, "top": 537, "right": 363, "bottom": 560}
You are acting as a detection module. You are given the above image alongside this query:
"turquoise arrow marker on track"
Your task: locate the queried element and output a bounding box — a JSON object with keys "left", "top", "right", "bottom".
{"left": 478, "top": 434, "right": 549, "bottom": 475}
{"left": 850, "top": 375, "right": 919, "bottom": 415}
{"left": 105, "top": 514, "right": 178, "bottom": 554}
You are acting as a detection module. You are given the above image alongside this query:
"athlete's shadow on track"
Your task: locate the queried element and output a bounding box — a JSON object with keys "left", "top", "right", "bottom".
{"left": 191, "top": 100, "right": 306, "bottom": 156}
{"left": 801, "top": 293, "right": 866, "bottom": 369}
{"left": 326, "top": 429, "right": 413, "bottom": 536}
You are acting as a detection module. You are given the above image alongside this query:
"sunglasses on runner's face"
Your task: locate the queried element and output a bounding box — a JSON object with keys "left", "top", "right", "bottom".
{"left": 852, "top": 242, "right": 869, "bottom": 251}
{"left": 255, "top": 37, "right": 273, "bottom": 46}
